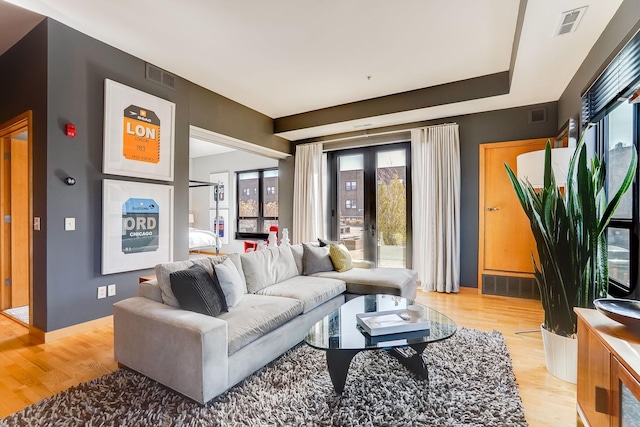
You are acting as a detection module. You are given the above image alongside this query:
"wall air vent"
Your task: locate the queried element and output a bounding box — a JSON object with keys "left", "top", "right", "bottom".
{"left": 529, "top": 108, "right": 547, "bottom": 124}
{"left": 145, "top": 63, "right": 176, "bottom": 90}
{"left": 554, "top": 6, "right": 587, "bottom": 37}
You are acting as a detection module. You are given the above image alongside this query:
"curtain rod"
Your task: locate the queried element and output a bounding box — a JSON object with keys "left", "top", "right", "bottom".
{"left": 309, "top": 121, "right": 458, "bottom": 146}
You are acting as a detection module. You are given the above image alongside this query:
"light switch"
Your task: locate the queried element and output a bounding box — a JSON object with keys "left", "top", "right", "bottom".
{"left": 65, "top": 217, "right": 75, "bottom": 231}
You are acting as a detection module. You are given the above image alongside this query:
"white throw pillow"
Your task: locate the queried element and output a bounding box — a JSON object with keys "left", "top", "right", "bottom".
{"left": 214, "top": 257, "right": 245, "bottom": 310}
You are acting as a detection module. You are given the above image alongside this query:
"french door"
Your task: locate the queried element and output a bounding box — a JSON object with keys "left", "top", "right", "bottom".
{"left": 328, "top": 143, "right": 411, "bottom": 268}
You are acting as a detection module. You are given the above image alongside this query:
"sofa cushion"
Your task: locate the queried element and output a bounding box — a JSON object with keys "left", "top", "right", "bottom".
{"left": 302, "top": 243, "right": 335, "bottom": 275}
{"left": 217, "top": 294, "right": 303, "bottom": 355}
{"left": 169, "top": 264, "right": 227, "bottom": 316}
{"left": 240, "top": 245, "right": 299, "bottom": 294}
{"left": 313, "top": 267, "right": 418, "bottom": 299}
{"left": 289, "top": 244, "right": 304, "bottom": 275}
{"left": 214, "top": 257, "right": 245, "bottom": 310}
{"left": 256, "top": 276, "right": 346, "bottom": 313}
{"left": 155, "top": 254, "right": 245, "bottom": 308}
{"left": 139, "top": 279, "right": 163, "bottom": 303}
{"left": 329, "top": 243, "right": 354, "bottom": 272}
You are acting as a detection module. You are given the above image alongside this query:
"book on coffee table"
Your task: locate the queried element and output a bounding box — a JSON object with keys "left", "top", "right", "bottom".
{"left": 356, "top": 309, "right": 430, "bottom": 336}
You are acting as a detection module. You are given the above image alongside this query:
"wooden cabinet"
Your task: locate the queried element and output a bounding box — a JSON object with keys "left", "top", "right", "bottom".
{"left": 611, "top": 355, "right": 640, "bottom": 426}
{"left": 576, "top": 308, "right": 640, "bottom": 427}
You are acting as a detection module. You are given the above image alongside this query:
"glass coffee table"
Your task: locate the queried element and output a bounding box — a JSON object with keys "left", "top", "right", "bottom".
{"left": 305, "top": 294, "right": 457, "bottom": 394}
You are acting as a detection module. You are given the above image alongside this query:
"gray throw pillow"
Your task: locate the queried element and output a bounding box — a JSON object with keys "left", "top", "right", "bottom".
{"left": 302, "top": 243, "right": 335, "bottom": 275}
{"left": 214, "top": 257, "right": 245, "bottom": 310}
{"left": 169, "top": 264, "right": 227, "bottom": 316}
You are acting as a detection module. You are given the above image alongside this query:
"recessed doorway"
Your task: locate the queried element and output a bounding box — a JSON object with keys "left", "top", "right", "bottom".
{"left": 0, "top": 112, "right": 32, "bottom": 327}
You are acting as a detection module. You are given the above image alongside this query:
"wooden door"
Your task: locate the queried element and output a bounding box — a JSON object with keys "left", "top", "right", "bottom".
{"left": 10, "top": 137, "right": 29, "bottom": 307}
{"left": 0, "top": 113, "right": 31, "bottom": 314}
{"left": 478, "top": 138, "right": 549, "bottom": 289}
{"left": 0, "top": 137, "right": 10, "bottom": 310}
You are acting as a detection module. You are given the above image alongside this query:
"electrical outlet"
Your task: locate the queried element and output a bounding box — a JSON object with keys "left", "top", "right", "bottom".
{"left": 97, "top": 286, "right": 107, "bottom": 299}
{"left": 107, "top": 284, "right": 116, "bottom": 297}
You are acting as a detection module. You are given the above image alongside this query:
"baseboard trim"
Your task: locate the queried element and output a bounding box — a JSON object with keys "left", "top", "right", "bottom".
{"left": 29, "top": 315, "right": 113, "bottom": 344}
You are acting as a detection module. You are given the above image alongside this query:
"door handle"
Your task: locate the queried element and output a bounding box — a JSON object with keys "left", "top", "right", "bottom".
{"left": 595, "top": 386, "right": 609, "bottom": 414}
{"left": 487, "top": 207, "right": 500, "bottom": 211}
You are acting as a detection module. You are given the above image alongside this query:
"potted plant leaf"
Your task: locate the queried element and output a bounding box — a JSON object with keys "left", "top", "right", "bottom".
{"left": 504, "top": 129, "right": 636, "bottom": 383}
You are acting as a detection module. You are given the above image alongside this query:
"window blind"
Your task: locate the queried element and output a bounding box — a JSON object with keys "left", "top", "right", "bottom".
{"left": 582, "top": 29, "right": 640, "bottom": 126}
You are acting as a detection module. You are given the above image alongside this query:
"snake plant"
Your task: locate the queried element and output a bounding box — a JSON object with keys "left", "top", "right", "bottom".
{"left": 505, "top": 129, "right": 637, "bottom": 338}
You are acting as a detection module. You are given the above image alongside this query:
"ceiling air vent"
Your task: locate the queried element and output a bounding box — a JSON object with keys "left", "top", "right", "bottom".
{"left": 145, "top": 63, "right": 176, "bottom": 90}
{"left": 554, "top": 6, "right": 587, "bottom": 36}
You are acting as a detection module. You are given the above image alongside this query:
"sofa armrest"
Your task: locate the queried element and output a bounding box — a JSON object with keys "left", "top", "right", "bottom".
{"left": 113, "top": 297, "right": 228, "bottom": 404}
{"left": 353, "top": 260, "right": 374, "bottom": 269}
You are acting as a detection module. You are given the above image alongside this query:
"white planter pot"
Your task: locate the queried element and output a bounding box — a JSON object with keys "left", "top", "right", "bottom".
{"left": 540, "top": 324, "right": 577, "bottom": 384}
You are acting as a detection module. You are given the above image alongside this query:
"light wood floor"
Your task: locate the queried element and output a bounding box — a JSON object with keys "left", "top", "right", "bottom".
{"left": 0, "top": 289, "right": 576, "bottom": 426}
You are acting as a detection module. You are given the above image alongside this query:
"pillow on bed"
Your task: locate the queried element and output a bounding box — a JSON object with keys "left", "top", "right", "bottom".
{"left": 302, "top": 243, "right": 335, "bottom": 275}
{"left": 169, "top": 264, "right": 227, "bottom": 316}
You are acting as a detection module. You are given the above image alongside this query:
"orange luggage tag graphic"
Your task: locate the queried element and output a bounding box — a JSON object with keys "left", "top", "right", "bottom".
{"left": 123, "top": 105, "right": 160, "bottom": 164}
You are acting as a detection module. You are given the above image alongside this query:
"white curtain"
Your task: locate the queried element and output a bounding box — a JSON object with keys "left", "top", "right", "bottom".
{"left": 411, "top": 124, "right": 460, "bottom": 293}
{"left": 292, "top": 142, "right": 325, "bottom": 244}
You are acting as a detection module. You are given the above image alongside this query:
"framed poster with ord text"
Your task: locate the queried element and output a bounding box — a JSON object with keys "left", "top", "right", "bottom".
{"left": 103, "top": 79, "right": 175, "bottom": 181}
{"left": 102, "top": 179, "right": 174, "bottom": 274}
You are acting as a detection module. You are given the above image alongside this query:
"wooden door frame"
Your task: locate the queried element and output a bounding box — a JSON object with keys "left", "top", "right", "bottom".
{"left": 0, "top": 111, "right": 33, "bottom": 324}
{"left": 478, "top": 138, "right": 549, "bottom": 294}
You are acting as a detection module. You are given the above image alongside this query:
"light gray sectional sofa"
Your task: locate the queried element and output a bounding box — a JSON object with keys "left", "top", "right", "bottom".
{"left": 113, "top": 244, "right": 417, "bottom": 404}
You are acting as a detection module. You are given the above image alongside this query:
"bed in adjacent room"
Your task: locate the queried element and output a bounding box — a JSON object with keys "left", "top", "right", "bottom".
{"left": 188, "top": 227, "right": 220, "bottom": 255}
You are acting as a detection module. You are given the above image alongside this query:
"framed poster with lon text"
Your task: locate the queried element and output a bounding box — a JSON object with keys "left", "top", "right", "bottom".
{"left": 103, "top": 79, "right": 176, "bottom": 181}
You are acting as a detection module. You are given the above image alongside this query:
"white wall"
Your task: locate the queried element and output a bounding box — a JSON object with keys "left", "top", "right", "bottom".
{"left": 190, "top": 150, "right": 278, "bottom": 254}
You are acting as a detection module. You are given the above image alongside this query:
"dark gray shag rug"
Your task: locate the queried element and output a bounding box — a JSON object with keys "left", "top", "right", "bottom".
{"left": 1, "top": 327, "right": 527, "bottom": 426}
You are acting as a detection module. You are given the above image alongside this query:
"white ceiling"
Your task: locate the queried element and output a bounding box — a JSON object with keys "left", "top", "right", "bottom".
{"left": 189, "top": 138, "right": 235, "bottom": 158}
{"left": 0, "top": 0, "right": 625, "bottom": 141}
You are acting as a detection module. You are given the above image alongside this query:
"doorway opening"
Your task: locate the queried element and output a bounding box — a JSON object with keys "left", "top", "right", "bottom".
{"left": 0, "top": 112, "right": 32, "bottom": 327}
{"left": 328, "top": 142, "right": 411, "bottom": 268}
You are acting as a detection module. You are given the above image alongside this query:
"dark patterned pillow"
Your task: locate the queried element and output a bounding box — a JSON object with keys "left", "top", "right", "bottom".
{"left": 169, "top": 264, "right": 227, "bottom": 316}
{"left": 318, "top": 238, "right": 342, "bottom": 247}
{"left": 303, "top": 243, "right": 335, "bottom": 275}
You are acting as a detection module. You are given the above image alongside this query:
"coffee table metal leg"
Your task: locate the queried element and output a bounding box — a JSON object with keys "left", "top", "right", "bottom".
{"left": 389, "top": 343, "right": 429, "bottom": 380}
{"left": 326, "top": 349, "right": 361, "bottom": 394}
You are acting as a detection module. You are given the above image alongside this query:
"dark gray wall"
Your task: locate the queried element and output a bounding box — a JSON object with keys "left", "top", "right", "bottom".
{"left": 190, "top": 84, "right": 291, "bottom": 155}
{"left": 275, "top": 72, "right": 510, "bottom": 133}
{"left": 288, "top": 101, "right": 558, "bottom": 288}
{"left": 0, "top": 18, "right": 292, "bottom": 332}
{"left": 277, "top": 155, "right": 296, "bottom": 242}
{"left": 44, "top": 19, "right": 191, "bottom": 330}
{"left": 0, "top": 20, "right": 48, "bottom": 328}
{"left": 558, "top": 0, "right": 640, "bottom": 126}
{"left": 454, "top": 102, "right": 558, "bottom": 287}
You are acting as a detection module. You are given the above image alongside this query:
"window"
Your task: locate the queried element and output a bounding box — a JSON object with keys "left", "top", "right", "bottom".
{"left": 237, "top": 168, "right": 278, "bottom": 238}
{"left": 596, "top": 101, "right": 638, "bottom": 296}
{"left": 345, "top": 181, "right": 356, "bottom": 191}
{"left": 345, "top": 199, "right": 356, "bottom": 209}
{"left": 583, "top": 29, "right": 640, "bottom": 297}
